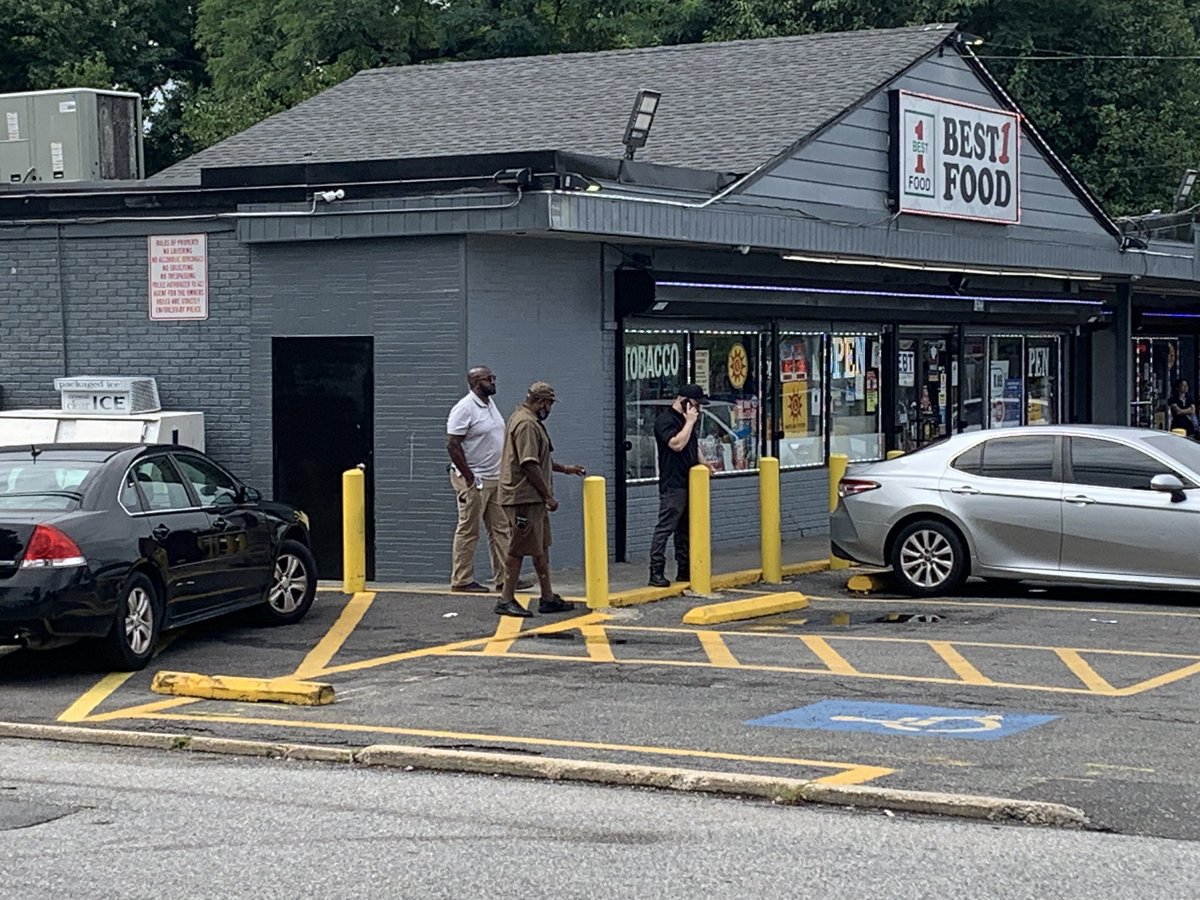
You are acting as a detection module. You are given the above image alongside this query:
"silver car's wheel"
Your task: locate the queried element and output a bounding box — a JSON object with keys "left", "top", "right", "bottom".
{"left": 259, "top": 539, "right": 317, "bottom": 625}
{"left": 891, "top": 519, "right": 967, "bottom": 597}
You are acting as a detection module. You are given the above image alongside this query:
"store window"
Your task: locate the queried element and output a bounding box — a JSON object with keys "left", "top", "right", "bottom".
{"left": 982, "top": 335, "right": 1062, "bottom": 429}
{"left": 961, "top": 336, "right": 986, "bottom": 432}
{"left": 988, "top": 336, "right": 1024, "bottom": 428}
{"left": 1026, "top": 338, "right": 1059, "bottom": 426}
{"left": 1131, "top": 338, "right": 1180, "bottom": 429}
{"left": 693, "top": 331, "right": 761, "bottom": 474}
{"left": 623, "top": 330, "right": 688, "bottom": 481}
{"left": 778, "top": 333, "right": 824, "bottom": 468}
{"left": 829, "top": 333, "right": 883, "bottom": 462}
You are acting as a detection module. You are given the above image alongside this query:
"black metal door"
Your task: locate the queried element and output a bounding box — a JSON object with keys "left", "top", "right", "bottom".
{"left": 272, "top": 337, "right": 374, "bottom": 580}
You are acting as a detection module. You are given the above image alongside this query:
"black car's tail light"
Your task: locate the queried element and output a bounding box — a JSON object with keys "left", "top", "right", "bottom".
{"left": 20, "top": 525, "right": 87, "bottom": 568}
{"left": 838, "top": 478, "right": 881, "bottom": 498}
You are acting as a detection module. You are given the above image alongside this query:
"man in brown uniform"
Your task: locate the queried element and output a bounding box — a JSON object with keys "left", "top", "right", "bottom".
{"left": 494, "top": 381, "right": 587, "bottom": 617}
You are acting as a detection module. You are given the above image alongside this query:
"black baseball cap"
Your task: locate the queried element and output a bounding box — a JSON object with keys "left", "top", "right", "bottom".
{"left": 678, "top": 384, "right": 711, "bottom": 405}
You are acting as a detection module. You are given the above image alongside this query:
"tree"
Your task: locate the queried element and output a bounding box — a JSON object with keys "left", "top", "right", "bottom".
{"left": 184, "top": 0, "right": 443, "bottom": 148}
{"left": 0, "top": 0, "right": 204, "bottom": 176}
{"left": 967, "top": 0, "right": 1200, "bottom": 215}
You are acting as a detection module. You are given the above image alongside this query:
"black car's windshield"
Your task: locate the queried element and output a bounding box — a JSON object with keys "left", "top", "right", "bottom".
{"left": 0, "top": 453, "right": 104, "bottom": 510}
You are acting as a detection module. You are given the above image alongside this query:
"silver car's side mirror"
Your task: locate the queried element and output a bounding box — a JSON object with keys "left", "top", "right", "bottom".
{"left": 1150, "top": 473, "right": 1187, "bottom": 502}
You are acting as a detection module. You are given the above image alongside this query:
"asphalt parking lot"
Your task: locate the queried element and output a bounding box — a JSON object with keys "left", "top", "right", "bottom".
{"left": 3, "top": 571, "right": 1199, "bottom": 839}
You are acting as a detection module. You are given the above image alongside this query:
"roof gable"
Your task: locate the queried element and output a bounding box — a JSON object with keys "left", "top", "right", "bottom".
{"left": 153, "top": 24, "right": 956, "bottom": 183}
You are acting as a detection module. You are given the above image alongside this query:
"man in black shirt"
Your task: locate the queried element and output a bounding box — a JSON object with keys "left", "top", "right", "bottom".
{"left": 649, "top": 384, "right": 709, "bottom": 587}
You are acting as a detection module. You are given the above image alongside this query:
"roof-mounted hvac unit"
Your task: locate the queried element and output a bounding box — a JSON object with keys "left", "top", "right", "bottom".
{"left": 53, "top": 376, "right": 161, "bottom": 415}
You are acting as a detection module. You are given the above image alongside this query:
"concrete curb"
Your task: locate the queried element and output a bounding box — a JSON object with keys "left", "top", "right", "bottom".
{"left": 682, "top": 592, "right": 810, "bottom": 625}
{"left": 0, "top": 721, "right": 1089, "bottom": 829}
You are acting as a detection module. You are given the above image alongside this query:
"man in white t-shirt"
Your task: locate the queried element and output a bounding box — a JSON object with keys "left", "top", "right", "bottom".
{"left": 446, "top": 366, "right": 529, "bottom": 592}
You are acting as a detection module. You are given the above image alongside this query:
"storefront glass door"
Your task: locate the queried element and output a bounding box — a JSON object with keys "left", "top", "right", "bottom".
{"left": 1131, "top": 338, "right": 1180, "bottom": 429}
{"left": 895, "top": 331, "right": 953, "bottom": 451}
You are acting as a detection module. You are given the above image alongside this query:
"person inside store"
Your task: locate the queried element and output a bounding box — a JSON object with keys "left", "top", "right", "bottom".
{"left": 648, "top": 384, "right": 711, "bottom": 588}
{"left": 1167, "top": 379, "right": 1200, "bottom": 437}
{"left": 493, "top": 381, "right": 587, "bottom": 617}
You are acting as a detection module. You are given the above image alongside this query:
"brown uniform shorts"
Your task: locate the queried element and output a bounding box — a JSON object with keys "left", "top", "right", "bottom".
{"left": 505, "top": 502, "right": 551, "bottom": 557}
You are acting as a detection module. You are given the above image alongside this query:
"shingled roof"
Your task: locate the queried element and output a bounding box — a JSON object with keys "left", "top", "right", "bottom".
{"left": 153, "top": 23, "right": 956, "bottom": 183}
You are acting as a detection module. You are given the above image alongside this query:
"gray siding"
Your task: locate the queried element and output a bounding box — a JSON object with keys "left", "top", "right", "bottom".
{"left": 0, "top": 225, "right": 253, "bottom": 460}
{"left": 465, "top": 235, "right": 606, "bottom": 571}
{"left": 250, "top": 237, "right": 466, "bottom": 581}
{"left": 739, "top": 53, "right": 1113, "bottom": 248}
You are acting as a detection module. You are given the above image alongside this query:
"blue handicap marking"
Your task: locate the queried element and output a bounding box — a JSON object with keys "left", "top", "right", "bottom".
{"left": 747, "top": 700, "right": 1057, "bottom": 741}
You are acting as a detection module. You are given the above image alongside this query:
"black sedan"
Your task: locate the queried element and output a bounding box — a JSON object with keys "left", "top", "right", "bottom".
{"left": 0, "top": 443, "right": 317, "bottom": 670}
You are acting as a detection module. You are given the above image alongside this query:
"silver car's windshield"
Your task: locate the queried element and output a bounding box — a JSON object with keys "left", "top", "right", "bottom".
{"left": 1143, "top": 435, "right": 1200, "bottom": 483}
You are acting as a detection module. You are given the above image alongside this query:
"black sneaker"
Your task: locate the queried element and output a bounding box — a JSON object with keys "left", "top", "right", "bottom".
{"left": 494, "top": 598, "right": 533, "bottom": 617}
{"left": 536, "top": 594, "right": 574, "bottom": 614}
{"left": 648, "top": 574, "right": 670, "bottom": 588}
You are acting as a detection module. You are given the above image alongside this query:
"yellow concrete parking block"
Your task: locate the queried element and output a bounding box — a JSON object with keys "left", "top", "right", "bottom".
{"left": 847, "top": 572, "right": 891, "bottom": 593}
{"left": 150, "top": 671, "right": 335, "bottom": 706}
{"left": 683, "top": 591, "right": 810, "bottom": 626}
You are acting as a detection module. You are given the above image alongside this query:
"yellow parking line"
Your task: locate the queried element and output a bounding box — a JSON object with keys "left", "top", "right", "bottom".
{"left": 116, "top": 710, "right": 894, "bottom": 785}
{"left": 1115, "top": 660, "right": 1200, "bottom": 697}
{"left": 292, "top": 591, "right": 376, "bottom": 678}
{"left": 581, "top": 624, "right": 615, "bottom": 662}
{"left": 697, "top": 631, "right": 740, "bottom": 668}
{"left": 1055, "top": 649, "right": 1117, "bottom": 695}
{"left": 483, "top": 613, "right": 525, "bottom": 656}
{"left": 930, "top": 641, "right": 994, "bottom": 686}
{"left": 84, "top": 696, "right": 200, "bottom": 722}
{"left": 799, "top": 636, "right": 858, "bottom": 675}
{"left": 444, "top": 649, "right": 1139, "bottom": 696}
{"left": 57, "top": 635, "right": 178, "bottom": 722}
{"left": 312, "top": 612, "right": 606, "bottom": 677}
{"left": 58, "top": 672, "right": 139, "bottom": 723}
{"left": 803, "top": 594, "right": 1200, "bottom": 619}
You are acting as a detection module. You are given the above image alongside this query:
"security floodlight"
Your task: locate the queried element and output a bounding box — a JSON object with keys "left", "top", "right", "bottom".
{"left": 954, "top": 31, "right": 985, "bottom": 48}
{"left": 622, "top": 90, "right": 661, "bottom": 160}
{"left": 1174, "top": 168, "right": 1198, "bottom": 210}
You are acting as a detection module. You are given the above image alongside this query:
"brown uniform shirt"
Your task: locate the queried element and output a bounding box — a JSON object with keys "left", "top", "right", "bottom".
{"left": 498, "top": 404, "right": 553, "bottom": 506}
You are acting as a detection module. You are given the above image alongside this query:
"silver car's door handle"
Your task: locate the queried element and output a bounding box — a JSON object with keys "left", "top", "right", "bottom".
{"left": 1064, "top": 495, "right": 1097, "bottom": 505}
{"left": 949, "top": 485, "right": 981, "bottom": 495}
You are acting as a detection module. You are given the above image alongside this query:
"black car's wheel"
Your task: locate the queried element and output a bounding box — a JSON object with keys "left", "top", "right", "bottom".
{"left": 100, "top": 571, "right": 161, "bottom": 671}
{"left": 890, "top": 519, "right": 968, "bottom": 597}
{"left": 259, "top": 539, "right": 317, "bottom": 625}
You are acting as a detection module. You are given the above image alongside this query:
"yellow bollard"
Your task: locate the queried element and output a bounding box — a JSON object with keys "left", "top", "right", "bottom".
{"left": 582, "top": 476, "right": 609, "bottom": 608}
{"left": 759, "top": 457, "right": 782, "bottom": 583}
{"left": 1172, "top": 428, "right": 1187, "bottom": 436}
{"left": 828, "top": 453, "right": 850, "bottom": 570}
{"left": 886, "top": 450, "right": 905, "bottom": 460}
{"left": 689, "top": 464, "right": 712, "bottom": 595}
{"left": 342, "top": 466, "right": 366, "bottom": 594}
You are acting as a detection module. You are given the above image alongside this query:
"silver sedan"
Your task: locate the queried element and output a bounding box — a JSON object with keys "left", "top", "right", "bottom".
{"left": 830, "top": 425, "right": 1200, "bottom": 596}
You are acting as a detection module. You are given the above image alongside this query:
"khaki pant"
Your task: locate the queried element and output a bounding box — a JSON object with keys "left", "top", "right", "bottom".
{"left": 450, "top": 471, "right": 510, "bottom": 588}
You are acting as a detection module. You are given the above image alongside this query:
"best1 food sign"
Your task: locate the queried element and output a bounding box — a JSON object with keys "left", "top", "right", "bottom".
{"left": 889, "top": 90, "right": 1020, "bottom": 225}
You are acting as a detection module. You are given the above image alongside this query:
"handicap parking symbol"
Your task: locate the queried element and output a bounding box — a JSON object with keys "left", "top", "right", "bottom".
{"left": 747, "top": 700, "right": 1056, "bottom": 741}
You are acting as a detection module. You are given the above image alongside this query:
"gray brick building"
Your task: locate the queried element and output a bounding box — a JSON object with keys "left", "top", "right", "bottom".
{"left": 4, "top": 24, "right": 1200, "bottom": 581}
